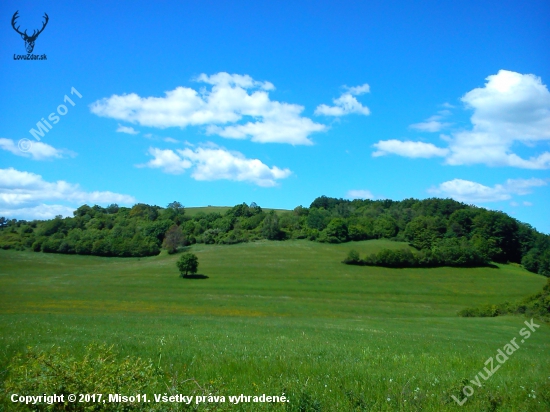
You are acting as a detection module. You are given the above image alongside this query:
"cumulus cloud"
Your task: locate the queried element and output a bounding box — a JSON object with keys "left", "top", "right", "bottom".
{"left": 141, "top": 148, "right": 192, "bottom": 174}
{"left": 372, "top": 139, "right": 449, "bottom": 158}
{"left": 116, "top": 124, "right": 139, "bottom": 135}
{"left": 428, "top": 177, "right": 547, "bottom": 203}
{"left": 0, "top": 138, "right": 73, "bottom": 160}
{"left": 346, "top": 189, "right": 375, "bottom": 199}
{"left": 373, "top": 70, "right": 550, "bottom": 169}
{"left": 0, "top": 168, "right": 136, "bottom": 220}
{"left": 206, "top": 115, "right": 323, "bottom": 145}
{"left": 445, "top": 70, "right": 550, "bottom": 168}
{"left": 140, "top": 145, "right": 291, "bottom": 187}
{"left": 90, "top": 72, "right": 325, "bottom": 145}
{"left": 315, "top": 83, "right": 371, "bottom": 117}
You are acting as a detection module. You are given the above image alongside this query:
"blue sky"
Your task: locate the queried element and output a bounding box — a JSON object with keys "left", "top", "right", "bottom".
{"left": 1, "top": 0, "right": 549, "bottom": 233}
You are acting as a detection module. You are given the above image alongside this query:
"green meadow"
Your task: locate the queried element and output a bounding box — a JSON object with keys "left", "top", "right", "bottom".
{"left": 1, "top": 240, "right": 549, "bottom": 411}
{"left": 184, "top": 206, "right": 289, "bottom": 217}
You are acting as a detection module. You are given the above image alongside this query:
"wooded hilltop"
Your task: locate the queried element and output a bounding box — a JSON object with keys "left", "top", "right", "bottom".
{"left": 1, "top": 197, "right": 549, "bottom": 276}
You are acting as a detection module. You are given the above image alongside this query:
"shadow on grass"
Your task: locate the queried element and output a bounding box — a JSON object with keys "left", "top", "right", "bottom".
{"left": 180, "top": 274, "right": 209, "bottom": 279}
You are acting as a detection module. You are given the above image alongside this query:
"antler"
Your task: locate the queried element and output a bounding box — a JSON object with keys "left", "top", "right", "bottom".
{"left": 11, "top": 11, "right": 27, "bottom": 37}
{"left": 30, "top": 13, "right": 49, "bottom": 39}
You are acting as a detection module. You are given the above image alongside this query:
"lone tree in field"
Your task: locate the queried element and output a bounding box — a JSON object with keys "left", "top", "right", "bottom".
{"left": 177, "top": 253, "right": 199, "bottom": 277}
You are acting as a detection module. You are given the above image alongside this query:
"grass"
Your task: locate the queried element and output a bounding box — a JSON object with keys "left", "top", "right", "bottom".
{"left": 184, "top": 206, "right": 289, "bottom": 217}
{"left": 1, "top": 239, "right": 549, "bottom": 410}
{"left": 184, "top": 206, "right": 234, "bottom": 217}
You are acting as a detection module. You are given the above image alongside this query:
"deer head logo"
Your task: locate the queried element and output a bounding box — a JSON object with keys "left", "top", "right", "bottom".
{"left": 11, "top": 11, "right": 49, "bottom": 54}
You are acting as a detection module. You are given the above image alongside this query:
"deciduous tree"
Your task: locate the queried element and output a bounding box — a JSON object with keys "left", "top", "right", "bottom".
{"left": 177, "top": 253, "right": 199, "bottom": 277}
{"left": 162, "top": 224, "right": 186, "bottom": 254}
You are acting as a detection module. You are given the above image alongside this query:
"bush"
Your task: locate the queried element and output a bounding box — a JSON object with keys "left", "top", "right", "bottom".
{"left": 342, "top": 249, "right": 361, "bottom": 264}
{"left": 32, "top": 236, "right": 47, "bottom": 252}
{"left": 201, "top": 228, "right": 221, "bottom": 244}
{"left": 42, "top": 238, "right": 63, "bottom": 253}
{"left": 262, "top": 211, "right": 284, "bottom": 240}
{"left": 324, "top": 218, "right": 348, "bottom": 243}
{"left": 3, "top": 344, "right": 161, "bottom": 411}
{"left": 457, "top": 304, "right": 501, "bottom": 318}
{"left": 218, "top": 229, "right": 248, "bottom": 245}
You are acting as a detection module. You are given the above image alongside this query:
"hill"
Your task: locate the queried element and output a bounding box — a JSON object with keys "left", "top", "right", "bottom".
{"left": 1, "top": 196, "right": 549, "bottom": 276}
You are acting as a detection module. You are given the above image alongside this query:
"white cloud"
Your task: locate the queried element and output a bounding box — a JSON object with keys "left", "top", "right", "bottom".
{"left": 140, "top": 147, "right": 192, "bottom": 174}
{"left": 315, "top": 84, "right": 371, "bottom": 117}
{"left": 0, "top": 168, "right": 136, "bottom": 220}
{"left": 0, "top": 138, "right": 72, "bottom": 160}
{"left": 142, "top": 133, "right": 179, "bottom": 143}
{"left": 446, "top": 132, "right": 550, "bottom": 169}
{"left": 503, "top": 177, "right": 548, "bottom": 194}
{"left": 195, "top": 72, "right": 275, "bottom": 91}
{"left": 410, "top": 109, "right": 452, "bottom": 132}
{"left": 374, "top": 71, "right": 550, "bottom": 169}
{"left": 90, "top": 72, "right": 325, "bottom": 145}
{"left": 346, "top": 189, "right": 375, "bottom": 199}
{"left": 345, "top": 83, "right": 370, "bottom": 95}
{"left": 428, "top": 177, "right": 547, "bottom": 203}
{"left": 206, "top": 115, "right": 323, "bottom": 145}
{"left": 372, "top": 139, "right": 449, "bottom": 158}
{"left": 442, "top": 102, "right": 455, "bottom": 108}
{"left": 443, "top": 70, "right": 550, "bottom": 168}
{"left": 140, "top": 145, "right": 291, "bottom": 187}
{"left": 116, "top": 124, "right": 139, "bottom": 135}
{"left": 0, "top": 204, "right": 76, "bottom": 220}
{"left": 409, "top": 119, "right": 450, "bottom": 132}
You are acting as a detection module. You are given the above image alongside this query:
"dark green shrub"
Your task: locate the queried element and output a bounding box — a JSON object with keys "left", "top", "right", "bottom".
{"left": 42, "top": 238, "right": 63, "bottom": 253}
{"left": 343, "top": 249, "right": 361, "bottom": 265}
{"left": 177, "top": 253, "right": 199, "bottom": 277}
{"left": 323, "top": 218, "right": 348, "bottom": 243}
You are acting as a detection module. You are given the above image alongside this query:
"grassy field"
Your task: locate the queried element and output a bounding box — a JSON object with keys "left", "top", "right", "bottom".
{"left": 1, "top": 239, "right": 549, "bottom": 411}
{"left": 185, "top": 206, "right": 290, "bottom": 217}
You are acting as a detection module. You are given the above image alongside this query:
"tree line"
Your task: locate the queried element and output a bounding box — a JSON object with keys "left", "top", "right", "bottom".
{"left": 0, "top": 196, "right": 549, "bottom": 276}
{"left": 342, "top": 237, "right": 490, "bottom": 268}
